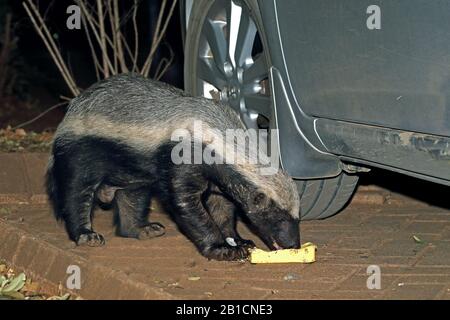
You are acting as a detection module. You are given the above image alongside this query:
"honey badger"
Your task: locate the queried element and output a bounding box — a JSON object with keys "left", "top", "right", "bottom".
{"left": 46, "top": 73, "right": 300, "bottom": 261}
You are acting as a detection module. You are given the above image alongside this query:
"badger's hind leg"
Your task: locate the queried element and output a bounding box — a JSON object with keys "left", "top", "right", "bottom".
{"left": 50, "top": 158, "right": 105, "bottom": 246}
{"left": 66, "top": 185, "right": 105, "bottom": 247}
{"left": 59, "top": 181, "right": 106, "bottom": 247}
{"left": 204, "top": 185, "right": 255, "bottom": 249}
{"left": 113, "top": 187, "right": 165, "bottom": 240}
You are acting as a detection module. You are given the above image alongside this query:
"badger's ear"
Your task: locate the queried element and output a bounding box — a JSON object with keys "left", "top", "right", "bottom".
{"left": 250, "top": 192, "right": 271, "bottom": 211}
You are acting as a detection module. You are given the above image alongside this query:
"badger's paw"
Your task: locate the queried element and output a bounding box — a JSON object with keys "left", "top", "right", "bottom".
{"left": 203, "top": 244, "right": 250, "bottom": 261}
{"left": 138, "top": 222, "right": 166, "bottom": 240}
{"left": 77, "top": 231, "right": 105, "bottom": 247}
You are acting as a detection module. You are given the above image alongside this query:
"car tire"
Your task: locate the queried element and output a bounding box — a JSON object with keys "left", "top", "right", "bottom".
{"left": 184, "top": 0, "right": 359, "bottom": 220}
{"left": 295, "top": 174, "right": 358, "bottom": 220}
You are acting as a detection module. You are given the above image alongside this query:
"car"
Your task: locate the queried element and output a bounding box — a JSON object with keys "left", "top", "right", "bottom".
{"left": 180, "top": 0, "right": 450, "bottom": 220}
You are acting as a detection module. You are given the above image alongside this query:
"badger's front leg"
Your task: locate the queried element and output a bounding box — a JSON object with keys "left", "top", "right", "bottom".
{"left": 171, "top": 171, "right": 250, "bottom": 261}
{"left": 114, "top": 187, "right": 165, "bottom": 239}
{"left": 204, "top": 185, "right": 255, "bottom": 249}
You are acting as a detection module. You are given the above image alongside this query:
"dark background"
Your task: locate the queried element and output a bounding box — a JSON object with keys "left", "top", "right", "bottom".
{"left": 0, "top": 0, "right": 184, "bottom": 130}
{"left": 1, "top": 0, "right": 449, "bottom": 205}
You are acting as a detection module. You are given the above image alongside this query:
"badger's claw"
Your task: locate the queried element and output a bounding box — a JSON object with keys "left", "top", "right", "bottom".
{"left": 77, "top": 231, "right": 105, "bottom": 247}
{"left": 236, "top": 238, "right": 256, "bottom": 249}
{"left": 138, "top": 222, "right": 166, "bottom": 240}
{"left": 203, "top": 243, "right": 250, "bottom": 261}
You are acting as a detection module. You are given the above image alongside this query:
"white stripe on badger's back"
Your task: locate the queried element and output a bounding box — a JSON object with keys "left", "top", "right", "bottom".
{"left": 65, "top": 73, "right": 245, "bottom": 132}
{"left": 56, "top": 73, "right": 300, "bottom": 219}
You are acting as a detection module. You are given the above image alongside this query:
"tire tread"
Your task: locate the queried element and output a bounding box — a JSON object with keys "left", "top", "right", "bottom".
{"left": 296, "top": 173, "right": 358, "bottom": 220}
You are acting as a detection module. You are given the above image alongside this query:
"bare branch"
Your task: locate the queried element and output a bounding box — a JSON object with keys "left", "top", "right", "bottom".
{"left": 132, "top": 0, "right": 139, "bottom": 72}
{"left": 106, "top": 0, "right": 118, "bottom": 73}
{"left": 97, "top": 0, "right": 109, "bottom": 78}
{"left": 142, "top": 0, "right": 178, "bottom": 77}
{"left": 23, "top": 1, "right": 79, "bottom": 96}
{"left": 77, "top": 0, "right": 115, "bottom": 76}
{"left": 12, "top": 101, "right": 68, "bottom": 130}
{"left": 24, "top": 0, "right": 177, "bottom": 99}
{"left": 26, "top": 0, "right": 79, "bottom": 93}
{"left": 119, "top": 33, "right": 135, "bottom": 68}
{"left": 141, "top": 0, "right": 167, "bottom": 75}
{"left": 0, "top": 13, "right": 13, "bottom": 96}
{"left": 81, "top": 13, "right": 102, "bottom": 80}
{"left": 155, "top": 42, "right": 174, "bottom": 80}
{"left": 113, "top": 0, "right": 128, "bottom": 73}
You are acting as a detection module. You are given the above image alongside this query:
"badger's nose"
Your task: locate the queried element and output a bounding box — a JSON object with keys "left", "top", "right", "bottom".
{"left": 282, "top": 240, "right": 300, "bottom": 249}
{"left": 272, "top": 237, "right": 300, "bottom": 250}
{"left": 284, "top": 237, "right": 301, "bottom": 249}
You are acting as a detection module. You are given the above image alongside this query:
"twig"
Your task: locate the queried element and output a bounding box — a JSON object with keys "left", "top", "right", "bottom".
{"left": 81, "top": 5, "right": 118, "bottom": 62}
{"left": 0, "top": 13, "right": 13, "bottom": 96}
{"left": 119, "top": 33, "right": 135, "bottom": 67}
{"left": 141, "top": 0, "right": 167, "bottom": 76}
{"left": 113, "top": 0, "right": 128, "bottom": 73}
{"left": 132, "top": 0, "right": 139, "bottom": 73}
{"left": 81, "top": 13, "right": 102, "bottom": 80}
{"left": 25, "top": 0, "right": 79, "bottom": 94}
{"left": 155, "top": 42, "right": 174, "bottom": 80}
{"left": 77, "top": 0, "right": 115, "bottom": 76}
{"left": 11, "top": 101, "right": 68, "bottom": 130}
{"left": 142, "top": 0, "right": 178, "bottom": 77}
{"left": 59, "top": 95, "right": 72, "bottom": 101}
{"left": 97, "top": 0, "right": 109, "bottom": 78}
{"left": 22, "top": 1, "right": 79, "bottom": 96}
{"left": 107, "top": 0, "right": 118, "bottom": 73}
{"left": 24, "top": 0, "right": 177, "bottom": 99}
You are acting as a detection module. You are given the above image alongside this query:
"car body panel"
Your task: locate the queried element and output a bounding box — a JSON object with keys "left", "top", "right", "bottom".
{"left": 316, "top": 118, "right": 450, "bottom": 185}
{"left": 183, "top": 0, "right": 450, "bottom": 185}
{"left": 271, "top": 0, "right": 450, "bottom": 137}
{"left": 258, "top": 0, "right": 450, "bottom": 184}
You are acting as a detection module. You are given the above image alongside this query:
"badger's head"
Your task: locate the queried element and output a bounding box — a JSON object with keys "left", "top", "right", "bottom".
{"left": 242, "top": 171, "right": 300, "bottom": 250}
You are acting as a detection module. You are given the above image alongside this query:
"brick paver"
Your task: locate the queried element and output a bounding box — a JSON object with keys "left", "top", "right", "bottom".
{"left": 0, "top": 153, "right": 449, "bottom": 299}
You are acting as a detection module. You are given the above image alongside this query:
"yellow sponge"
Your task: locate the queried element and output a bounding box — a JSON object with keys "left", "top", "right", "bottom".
{"left": 249, "top": 242, "right": 317, "bottom": 264}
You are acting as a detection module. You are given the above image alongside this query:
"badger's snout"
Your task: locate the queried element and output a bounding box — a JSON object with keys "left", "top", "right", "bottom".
{"left": 262, "top": 219, "right": 300, "bottom": 251}
{"left": 270, "top": 235, "right": 300, "bottom": 250}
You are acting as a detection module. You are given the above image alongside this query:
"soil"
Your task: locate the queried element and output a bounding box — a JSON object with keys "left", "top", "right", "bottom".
{"left": 0, "top": 126, "right": 53, "bottom": 152}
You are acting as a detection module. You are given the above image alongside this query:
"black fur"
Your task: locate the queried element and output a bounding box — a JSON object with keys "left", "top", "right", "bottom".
{"left": 47, "top": 135, "right": 299, "bottom": 259}
{"left": 47, "top": 75, "right": 300, "bottom": 260}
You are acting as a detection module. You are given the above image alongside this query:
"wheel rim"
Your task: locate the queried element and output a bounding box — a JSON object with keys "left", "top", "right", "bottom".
{"left": 195, "top": 0, "right": 271, "bottom": 129}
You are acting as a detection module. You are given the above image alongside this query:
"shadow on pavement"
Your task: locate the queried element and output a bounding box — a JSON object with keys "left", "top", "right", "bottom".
{"left": 359, "top": 168, "right": 450, "bottom": 210}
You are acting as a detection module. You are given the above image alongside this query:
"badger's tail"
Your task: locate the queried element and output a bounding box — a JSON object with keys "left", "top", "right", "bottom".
{"left": 46, "top": 154, "right": 63, "bottom": 220}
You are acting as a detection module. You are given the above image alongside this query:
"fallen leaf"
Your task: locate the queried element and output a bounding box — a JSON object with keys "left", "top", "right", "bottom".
{"left": 2, "top": 291, "right": 25, "bottom": 299}
{"left": 283, "top": 273, "right": 299, "bottom": 281}
{"left": 1, "top": 273, "right": 26, "bottom": 293}
{"left": 168, "top": 282, "right": 183, "bottom": 289}
{"left": 47, "top": 293, "right": 70, "bottom": 300}
{"left": 412, "top": 235, "right": 423, "bottom": 243}
{"left": 23, "top": 281, "right": 40, "bottom": 293}
{"left": 15, "top": 129, "right": 26, "bottom": 137}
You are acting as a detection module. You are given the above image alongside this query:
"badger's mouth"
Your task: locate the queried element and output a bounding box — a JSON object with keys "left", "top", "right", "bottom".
{"left": 269, "top": 237, "right": 282, "bottom": 251}
{"left": 268, "top": 237, "right": 300, "bottom": 251}
{"left": 272, "top": 241, "right": 282, "bottom": 250}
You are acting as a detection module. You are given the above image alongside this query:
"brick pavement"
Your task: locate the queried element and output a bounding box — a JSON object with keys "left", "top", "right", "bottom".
{"left": 0, "top": 153, "right": 449, "bottom": 299}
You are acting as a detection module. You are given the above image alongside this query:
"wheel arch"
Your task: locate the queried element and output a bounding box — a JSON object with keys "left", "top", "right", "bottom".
{"left": 183, "top": 0, "right": 343, "bottom": 179}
